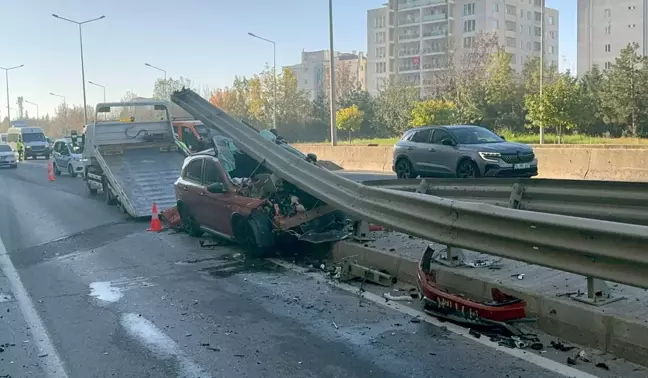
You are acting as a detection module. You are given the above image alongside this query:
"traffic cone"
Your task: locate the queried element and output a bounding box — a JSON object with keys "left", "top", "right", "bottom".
{"left": 47, "top": 161, "right": 55, "bottom": 182}
{"left": 147, "top": 203, "right": 163, "bottom": 232}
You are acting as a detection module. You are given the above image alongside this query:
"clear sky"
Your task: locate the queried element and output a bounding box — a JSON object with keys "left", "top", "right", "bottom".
{"left": 1, "top": 0, "right": 574, "bottom": 119}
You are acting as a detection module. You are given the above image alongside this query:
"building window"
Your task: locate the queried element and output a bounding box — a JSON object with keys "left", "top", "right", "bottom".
{"left": 629, "top": 24, "right": 636, "bottom": 28}
{"left": 506, "top": 21, "right": 516, "bottom": 32}
{"left": 534, "top": 0, "right": 542, "bottom": 6}
{"left": 464, "top": 19, "right": 476, "bottom": 32}
{"left": 535, "top": 26, "right": 541, "bottom": 36}
{"left": 534, "top": 11, "right": 541, "bottom": 22}
{"left": 376, "top": 47, "right": 386, "bottom": 58}
{"left": 550, "top": 45, "right": 555, "bottom": 54}
{"left": 604, "top": 61, "right": 612, "bottom": 70}
{"left": 528, "top": 25, "right": 532, "bottom": 35}
{"left": 629, "top": 6, "right": 636, "bottom": 10}
{"left": 464, "top": 3, "right": 475, "bottom": 16}
{"left": 527, "top": 41, "right": 531, "bottom": 50}
{"left": 376, "top": 62, "right": 386, "bottom": 73}
{"left": 605, "top": 25, "right": 611, "bottom": 34}
{"left": 548, "top": 16, "right": 554, "bottom": 25}
{"left": 492, "top": 3, "right": 499, "bottom": 12}
{"left": 506, "top": 5, "right": 516, "bottom": 15}
{"left": 527, "top": 11, "right": 531, "bottom": 20}
{"left": 605, "top": 44, "right": 611, "bottom": 52}
{"left": 520, "top": 9, "right": 524, "bottom": 18}
{"left": 506, "top": 37, "right": 516, "bottom": 47}
{"left": 463, "top": 36, "right": 474, "bottom": 48}
{"left": 549, "top": 30, "right": 556, "bottom": 39}
{"left": 375, "top": 32, "right": 385, "bottom": 43}
{"left": 492, "top": 19, "right": 499, "bottom": 29}
{"left": 534, "top": 42, "right": 541, "bottom": 51}
{"left": 520, "top": 24, "right": 524, "bottom": 33}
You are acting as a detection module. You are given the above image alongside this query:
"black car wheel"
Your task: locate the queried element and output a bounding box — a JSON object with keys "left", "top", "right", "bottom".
{"left": 178, "top": 204, "right": 203, "bottom": 237}
{"left": 53, "top": 162, "right": 62, "bottom": 176}
{"left": 456, "top": 160, "right": 479, "bottom": 178}
{"left": 68, "top": 164, "right": 78, "bottom": 178}
{"left": 395, "top": 158, "right": 415, "bottom": 179}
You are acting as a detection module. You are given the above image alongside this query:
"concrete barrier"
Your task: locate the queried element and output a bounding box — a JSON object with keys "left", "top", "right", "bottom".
{"left": 295, "top": 143, "right": 648, "bottom": 181}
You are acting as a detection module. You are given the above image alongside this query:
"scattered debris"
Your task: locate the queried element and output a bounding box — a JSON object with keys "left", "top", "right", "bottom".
{"left": 468, "top": 329, "right": 481, "bottom": 339}
{"left": 410, "top": 317, "right": 422, "bottom": 324}
{"left": 332, "top": 321, "right": 338, "bottom": 329}
{"left": 339, "top": 258, "right": 396, "bottom": 287}
{"left": 577, "top": 350, "right": 591, "bottom": 362}
{"left": 530, "top": 342, "right": 544, "bottom": 351}
{"left": 206, "top": 347, "right": 221, "bottom": 352}
{"left": 595, "top": 362, "right": 610, "bottom": 370}
{"left": 567, "top": 356, "right": 577, "bottom": 365}
{"left": 38, "top": 353, "right": 48, "bottom": 358}
{"left": 550, "top": 340, "right": 576, "bottom": 352}
{"left": 511, "top": 273, "right": 525, "bottom": 280}
{"left": 383, "top": 292, "right": 412, "bottom": 301}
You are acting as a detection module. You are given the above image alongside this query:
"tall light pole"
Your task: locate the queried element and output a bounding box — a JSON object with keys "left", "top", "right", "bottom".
{"left": 52, "top": 14, "right": 105, "bottom": 125}
{"left": 328, "top": 0, "right": 338, "bottom": 146}
{"left": 51, "top": 92, "right": 67, "bottom": 134}
{"left": 0, "top": 65, "right": 24, "bottom": 123}
{"left": 88, "top": 80, "right": 106, "bottom": 102}
{"left": 144, "top": 63, "right": 167, "bottom": 98}
{"left": 24, "top": 100, "right": 39, "bottom": 120}
{"left": 247, "top": 32, "right": 277, "bottom": 130}
{"left": 539, "top": 0, "right": 545, "bottom": 144}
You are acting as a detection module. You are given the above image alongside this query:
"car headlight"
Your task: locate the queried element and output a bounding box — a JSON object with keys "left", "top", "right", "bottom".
{"left": 25, "top": 145, "right": 31, "bottom": 149}
{"left": 478, "top": 152, "right": 501, "bottom": 162}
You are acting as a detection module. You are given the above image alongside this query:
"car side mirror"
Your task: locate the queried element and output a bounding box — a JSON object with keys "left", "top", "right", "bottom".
{"left": 207, "top": 182, "right": 226, "bottom": 193}
{"left": 499, "top": 135, "right": 506, "bottom": 141}
{"left": 441, "top": 139, "right": 456, "bottom": 146}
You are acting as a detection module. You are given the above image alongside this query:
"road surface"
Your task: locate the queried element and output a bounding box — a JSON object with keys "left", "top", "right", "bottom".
{"left": 0, "top": 160, "right": 598, "bottom": 377}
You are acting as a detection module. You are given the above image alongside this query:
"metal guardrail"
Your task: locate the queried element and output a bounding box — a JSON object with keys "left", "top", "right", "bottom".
{"left": 171, "top": 89, "right": 648, "bottom": 290}
{"left": 361, "top": 178, "right": 648, "bottom": 226}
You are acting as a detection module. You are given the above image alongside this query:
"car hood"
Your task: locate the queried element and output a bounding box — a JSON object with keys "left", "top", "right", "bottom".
{"left": 26, "top": 141, "right": 48, "bottom": 147}
{"left": 461, "top": 142, "right": 533, "bottom": 154}
{"left": 0, "top": 151, "right": 14, "bottom": 157}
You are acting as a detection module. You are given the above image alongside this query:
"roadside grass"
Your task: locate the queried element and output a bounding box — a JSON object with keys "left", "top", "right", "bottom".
{"left": 302, "top": 133, "right": 648, "bottom": 145}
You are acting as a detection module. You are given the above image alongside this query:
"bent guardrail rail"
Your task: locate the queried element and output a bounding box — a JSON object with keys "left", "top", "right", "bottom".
{"left": 361, "top": 178, "right": 648, "bottom": 226}
{"left": 171, "top": 89, "right": 648, "bottom": 289}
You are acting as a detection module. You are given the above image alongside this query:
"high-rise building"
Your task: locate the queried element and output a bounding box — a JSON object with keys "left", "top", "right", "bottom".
{"left": 367, "top": 0, "right": 559, "bottom": 96}
{"left": 287, "top": 50, "right": 367, "bottom": 101}
{"left": 577, "top": 0, "right": 645, "bottom": 77}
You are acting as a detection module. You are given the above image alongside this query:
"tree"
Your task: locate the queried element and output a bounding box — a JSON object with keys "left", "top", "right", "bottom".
{"left": 525, "top": 72, "right": 581, "bottom": 141}
{"left": 410, "top": 99, "right": 457, "bottom": 126}
{"left": 340, "top": 89, "right": 376, "bottom": 137}
{"left": 153, "top": 77, "right": 194, "bottom": 100}
{"left": 579, "top": 65, "right": 608, "bottom": 134}
{"left": 374, "top": 82, "right": 419, "bottom": 136}
{"left": 336, "top": 105, "right": 364, "bottom": 142}
{"left": 482, "top": 48, "right": 525, "bottom": 132}
{"left": 600, "top": 43, "right": 648, "bottom": 136}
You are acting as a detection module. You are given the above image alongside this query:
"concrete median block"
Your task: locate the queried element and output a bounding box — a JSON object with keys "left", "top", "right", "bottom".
{"left": 332, "top": 241, "right": 648, "bottom": 366}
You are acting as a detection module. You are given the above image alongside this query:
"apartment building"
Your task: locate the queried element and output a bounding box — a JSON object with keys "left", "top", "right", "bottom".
{"left": 367, "top": 0, "right": 559, "bottom": 96}
{"left": 577, "top": 0, "right": 647, "bottom": 77}
{"left": 287, "top": 50, "right": 367, "bottom": 101}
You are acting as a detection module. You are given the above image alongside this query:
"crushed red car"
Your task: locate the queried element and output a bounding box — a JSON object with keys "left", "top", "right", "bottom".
{"left": 173, "top": 148, "right": 347, "bottom": 255}
{"left": 417, "top": 246, "right": 528, "bottom": 328}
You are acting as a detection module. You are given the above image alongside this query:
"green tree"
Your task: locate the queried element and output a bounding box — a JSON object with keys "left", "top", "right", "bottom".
{"left": 410, "top": 99, "right": 457, "bottom": 126}
{"left": 153, "top": 77, "right": 194, "bottom": 100}
{"left": 374, "top": 82, "right": 419, "bottom": 136}
{"left": 525, "top": 72, "right": 581, "bottom": 141}
{"left": 579, "top": 65, "right": 608, "bottom": 134}
{"left": 340, "top": 90, "right": 376, "bottom": 137}
{"left": 481, "top": 48, "right": 524, "bottom": 131}
{"left": 600, "top": 43, "right": 648, "bottom": 136}
{"left": 336, "top": 104, "right": 364, "bottom": 142}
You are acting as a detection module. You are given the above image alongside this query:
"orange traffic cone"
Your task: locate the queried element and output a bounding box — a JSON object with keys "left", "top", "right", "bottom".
{"left": 147, "top": 203, "right": 163, "bottom": 232}
{"left": 47, "top": 161, "right": 55, "bottom": 182}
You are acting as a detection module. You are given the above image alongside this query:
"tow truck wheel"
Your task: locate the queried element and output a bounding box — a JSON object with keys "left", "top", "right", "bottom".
{"left": 86, "top": 179, "right": 98, "bottom": 196}
{"left": 178, "top": 203, "right": 203, "bottom": 237}
{"left": 102, "top": 178, "right": 117, "bottom": 205}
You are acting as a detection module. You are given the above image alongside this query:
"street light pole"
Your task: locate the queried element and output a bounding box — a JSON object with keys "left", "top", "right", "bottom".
{"left": 247, "top": 32, "right": 277, "bottom": 130}
{"left": 24, "top": 100, "right": 39, "bottom": 120}
{"left": 539, "top": 0, "right": 545, "bottom": 144}
{"left": 88, "top": 80, "right": 106, "bottom": 102}
{"left": 328, "top": 0, "right": 338, "bottom": 146}
{"left": 0, "top": 64, "right": 24, "bottom": 123}
{"left": 50, "top": 92, "right": 68, "bottom": 134}
{"left": 144, "top": 63, "right": 167, "bottom": 98}
{"left": 52, "top": 14, "right": 105, "bottom": 125}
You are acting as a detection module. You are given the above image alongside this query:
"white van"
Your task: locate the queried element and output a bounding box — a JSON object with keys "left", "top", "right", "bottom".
{"left": 7, "top": 127, "right": 49, "bottom": 159}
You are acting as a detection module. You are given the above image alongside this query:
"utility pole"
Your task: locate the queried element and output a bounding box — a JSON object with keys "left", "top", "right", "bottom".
{"left": 328, "top": 0, "right": 338, "bottom": 146}
{"left": 0, "top": 65, "right": 24, "bottom": 123}
{"left": 144, "top": 63, "right": 168, "bottom": 99}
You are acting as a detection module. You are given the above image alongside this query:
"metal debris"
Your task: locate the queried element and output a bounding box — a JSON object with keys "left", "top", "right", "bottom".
{"left": 595, "top": 362, "right": 609, "bottom": 370}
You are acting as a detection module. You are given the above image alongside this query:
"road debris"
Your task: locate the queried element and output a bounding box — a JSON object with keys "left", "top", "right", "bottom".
{"left": 550, "top": 340, "right": 576, "bottom": 352}
{"left": 595, "top": 362, "right": 610, "bottom": 370}
{"left": 332, "top": 321, "right": 338, "bottom": 329}
{"left": 339, "top": 258, "right": 396, "bottom": 287}
{"left": 577, "top": 350, "right": 591, "bottom": 362}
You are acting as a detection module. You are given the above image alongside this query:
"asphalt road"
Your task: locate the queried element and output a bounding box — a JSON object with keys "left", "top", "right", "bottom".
{"left": 0, "top": 159, "right": 571, "bottom": 378}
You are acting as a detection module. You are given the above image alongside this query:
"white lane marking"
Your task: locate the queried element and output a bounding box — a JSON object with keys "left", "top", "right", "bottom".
{"left": 0, "top": 239, "right": 68, "bottom": 377}
{"left": 89, "top": 282, "right": 123, "bottom": 303}
{"left": 268, "top": 259, "right": 598, "bottom": 378}
{"left": 121, "top": 313, "right": 212, "bottom": 378}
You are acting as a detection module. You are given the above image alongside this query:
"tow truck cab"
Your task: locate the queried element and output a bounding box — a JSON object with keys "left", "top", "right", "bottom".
{"left": 172, "top": 120, "right": 212, "bottom": 153}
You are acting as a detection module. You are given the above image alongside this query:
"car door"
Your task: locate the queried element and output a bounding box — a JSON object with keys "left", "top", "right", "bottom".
{"left": 59, "top": 143, "right": 72, "bottom": 170}
{"left": 197, "top": 158, "right": 237, "bottom": 236}
{"left": 176, "top": 158, "right": 204, "bottom": 220}
{"left": 407, "top": 128, "right": 436, "bottom": 174}
{"left": 428, "top": 129, "right": 459, "bottom": 176}
{"left": 53, "top": 141, "right": 65, "bottom": 167}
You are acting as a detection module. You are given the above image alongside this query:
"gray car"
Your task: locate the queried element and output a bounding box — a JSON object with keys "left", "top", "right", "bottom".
{"left": 392, "top": 125, "right": 538, "bottom": 179}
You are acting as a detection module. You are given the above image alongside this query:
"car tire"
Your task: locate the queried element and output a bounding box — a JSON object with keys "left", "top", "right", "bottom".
{"left": 53, "top": 162, "right": 62, "bottom": 176}
{"left": 456, "top": 159, "right": 480, "bottom": 179}
{"left": 395, "top": 158, "right": 416, "bottom": 179}
{"left": 68, "top": 164, "right": 78, "bottom": 178}
{"left": 178, "top": 203, "right": 203, "bottom": 237}
{"left": 233, "top": 213, "right": 274, "bottom": 258}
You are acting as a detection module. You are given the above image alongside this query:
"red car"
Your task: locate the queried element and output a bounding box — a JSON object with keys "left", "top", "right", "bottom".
{"left": 174, "top": 152, "right": 347, "bottom": 255}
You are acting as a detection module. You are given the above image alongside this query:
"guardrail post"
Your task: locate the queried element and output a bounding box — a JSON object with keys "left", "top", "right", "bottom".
{"left": 415, "top": 179, "right": 430, "bottom": 194}
{"left": 570, "top": 277, "right": 625, "bottom": 306}
{"left": 352, "top": 220, "right": 373, "bottom": 242}
{"left": 428, "top": 245, "right": 466, "bottom": 267}
{"left": 509, "top": 183, "right": 525, "bottom": 209}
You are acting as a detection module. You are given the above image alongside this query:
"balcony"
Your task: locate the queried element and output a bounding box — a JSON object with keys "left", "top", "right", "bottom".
{"left": 422, "top": 13, "right": 446, "bottom": 22}
{"left": 398, "top": 49, "right": 421, "bottom": 57}
{"left": 422, "top": 29, "right": 447, "bottom": 38}
{"left": 398, "top": 18, "right": 420, "bottom": 26}
{"left": 398, "top": 65, "right": 421, "bottom": 72}
{"left": 399, "top": 33, "right": 421, "bottom": 41}
{"left": 421, "top": 48, "right": 444, "bottom": 55}
{"left": 398, "top": 0, "right": 446, "bottom": 10}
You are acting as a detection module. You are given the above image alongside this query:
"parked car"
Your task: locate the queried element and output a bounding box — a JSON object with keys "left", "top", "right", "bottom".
{"left": 51, "top": 138, "right": 85, "bottom": 177}
{"left": 392, "top": 125, "right": 538, "bottom": 179}
{"left": 0, "top": 143, "right": 17, "bottom": 169}
{"left": 174, "top": 152, "right": 347, "bottom": 256}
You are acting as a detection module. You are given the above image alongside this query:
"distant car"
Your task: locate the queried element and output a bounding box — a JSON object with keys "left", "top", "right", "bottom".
{"left": 0, "top": 143, "right": 17, "bottom": 169}
{"left": 0, "top": 133, "right": 7, "bottom": 143}
{"left": 51, "top": 138, "right": 84, "bottom": 177}
{"left": 392, "top": 125, "right": 538, "bottom": 179}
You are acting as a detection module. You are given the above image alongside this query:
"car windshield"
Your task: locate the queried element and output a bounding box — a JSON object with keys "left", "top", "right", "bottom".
{"left": 194, "top": 124, "right": 210, "bottom": 138}
{"left": 0, "top": 144, "right": 11, "bottom": 152}
{"left": 450, "top": 127, "right": 504, "bottom": 144}
{"left": 69, "top": 144, "right": 83, "bottom": 154}
{"left": 23, "top": 133, "right": 46, "bottom": 143}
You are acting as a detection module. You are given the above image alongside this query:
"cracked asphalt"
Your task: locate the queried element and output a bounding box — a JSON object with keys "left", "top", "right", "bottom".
{"left": 0, "top": 160, "right": 567, "bottom": 377}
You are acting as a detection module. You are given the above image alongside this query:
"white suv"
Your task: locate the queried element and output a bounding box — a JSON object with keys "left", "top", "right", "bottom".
{"left": 51, "top": 138, "right": 84, "bottom": 177}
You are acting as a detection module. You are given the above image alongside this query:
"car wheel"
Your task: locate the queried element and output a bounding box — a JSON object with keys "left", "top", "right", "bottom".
{"left": 233, "top": 213, "right": 274, "bottom": 258}
{"left": 178, "top": 204, "right": 203, "bottom": 237}
{"left": 53, "top": 162, "right": 61, "bottom": 176}
{"left": 68, "top": 164, "right": 78, "bottom": 178}
{"left": 456, "top": 159, "right": 480, "bottom": 179}
{"left": 395, "top": 158, "right": 415, "bottom": 179}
